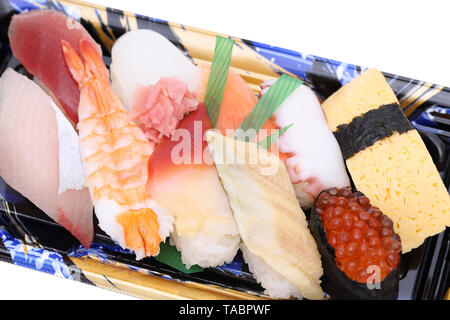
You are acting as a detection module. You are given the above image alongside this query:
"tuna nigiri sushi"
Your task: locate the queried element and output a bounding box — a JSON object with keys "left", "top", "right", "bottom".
{"left": 111, "top": 29, "right": 240, "bottom": 267}
{"left": 0, "top": 68, "right": 94, "bottom": 248}
{"left": 62, "top": 39, "right": 174, "bottom": 259}
{"left": 8, "top": 9, "right": 102, "bottom": 125}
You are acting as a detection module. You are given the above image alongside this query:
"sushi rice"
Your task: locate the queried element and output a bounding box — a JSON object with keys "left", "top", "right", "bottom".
{"left": 240, "top": 244, "right": 303, "bottom": 299}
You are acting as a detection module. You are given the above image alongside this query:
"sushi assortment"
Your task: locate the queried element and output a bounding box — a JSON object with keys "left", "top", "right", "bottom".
{"left": 111, "top": 30, "right": 240, "bottom": 268}
{"left": 0, "top": 7, "right": 448, "bottom": 301}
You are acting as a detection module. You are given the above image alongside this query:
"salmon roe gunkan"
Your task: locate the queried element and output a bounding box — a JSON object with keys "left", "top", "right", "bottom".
{"left": 315, "top": 187, "right": 401, "bottom": 283}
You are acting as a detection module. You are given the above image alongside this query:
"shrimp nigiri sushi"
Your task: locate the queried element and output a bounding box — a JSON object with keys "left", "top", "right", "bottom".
{"left": 110, "top": 30, "right": 240, "bottom": 267}
{"left": 0, "top": 68, "right": 94, "bottom": 248}
{"left": 61, "top": 39, "right": 174, "bottom": 259}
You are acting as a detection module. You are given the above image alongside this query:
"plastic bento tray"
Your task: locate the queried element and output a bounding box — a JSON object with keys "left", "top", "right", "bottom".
{"left": 0, "top": 0, "right": 448, "bottom": 300}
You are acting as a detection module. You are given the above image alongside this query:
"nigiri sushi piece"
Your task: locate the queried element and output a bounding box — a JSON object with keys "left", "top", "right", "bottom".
{"left": 0, "top": 68, "right": 93, "bottom": 248}
{"left": 111, "top": 30, "right": 200, "bottom": 145}
{"left": 110, "top": 29, "right": 200, "bottom": 111}
{"left": 147, "top": 103, "right": 240, "bottom": 268}
{"left": 8, "top": 9, "right": 102, "bottom": 125}
{"left": 206, "top": 130, "right": 324, "bottom": 300}
{"left": 195, "top": 62, "right": 260, "bottom": 135}
{"left": 263, "top": 82, "right": 350, "bottom": 208}
{"left": 61, "top": 39, "right": 174, "bottom": 259}
{"left": 309, "top": 187, "right": 401, "bottom": 300}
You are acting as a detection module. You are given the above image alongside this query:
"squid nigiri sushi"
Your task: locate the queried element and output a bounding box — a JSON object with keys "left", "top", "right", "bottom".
{"left": 0, "top": 68, "right": 93, "bottom": 248}
{"left": 111, "top": 29, "right": 199, "bottom": 112}
{"left": 8, "top": 9, "right": 102, "bottom": 125}
{"left": 62, "top": 39, "right": 174, "bottom": 259}
{"left": 110, "top": 29, "right": 240, "bottom": 267}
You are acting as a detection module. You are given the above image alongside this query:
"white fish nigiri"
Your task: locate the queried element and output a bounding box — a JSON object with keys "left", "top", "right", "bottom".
{"left": 0, "top": 68, "right": 94, "bottom": 247}
{"left": 110, "top": 29, "right": 200, "bottom": 110}
{"left": 263, "top": 82, "right": 350, "bottom": 208}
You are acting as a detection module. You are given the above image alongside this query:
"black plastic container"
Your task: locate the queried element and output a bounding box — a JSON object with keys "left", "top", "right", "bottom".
{"left": 0, "top": 0, "right": 448, "bottom": 300}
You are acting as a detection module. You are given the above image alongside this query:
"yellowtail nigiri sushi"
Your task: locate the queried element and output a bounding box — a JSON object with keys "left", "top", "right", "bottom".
{"left": 61, "top": 39, "right": 174, "bottom": 259}
{"left": 206, "top": 130, "right": 324, "bottom": 300}
{"left": 0, "top": 68, "right": 93, "bottom": 247}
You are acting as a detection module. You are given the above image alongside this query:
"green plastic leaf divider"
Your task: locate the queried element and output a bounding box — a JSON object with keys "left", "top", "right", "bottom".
{"left": 155, "top": 241, "right": 203, "bottom": 274}
{"left": 258, "top": 123, "right": 293, "bottom": 150}
{"left": 233, "top": 74, "right": 303, "bottom": 142}
{"left": 203, "top": 36, "right": 234, "bottom": 128}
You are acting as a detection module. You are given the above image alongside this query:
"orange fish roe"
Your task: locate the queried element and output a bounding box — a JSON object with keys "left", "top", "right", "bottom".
{"left": 315, "top": 187, "right": 401, "bottom": 283}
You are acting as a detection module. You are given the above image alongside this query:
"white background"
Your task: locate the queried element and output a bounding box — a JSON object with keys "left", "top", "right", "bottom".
{"left": 0, "top": 0, "right": 449, "bottom": 299}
